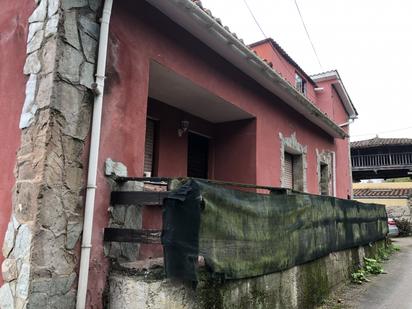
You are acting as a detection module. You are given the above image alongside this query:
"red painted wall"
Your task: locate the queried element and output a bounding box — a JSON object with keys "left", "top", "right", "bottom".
{"left": 252, "top": 41, "right": 317, "bottom": 103}
{"left": 0, "top": 1, "right": 35, "bottom": 285}
{"left": 214, "top": 119, "right": 257, "bottom": 184}
{"left": 147, "top": 99, "right": 215, "bottom": 178}
{"left": 315, "top": 79, "right": 349, "bottom": 124}
{"left": 85, "top": 1, "right": 352, "bottom": 306}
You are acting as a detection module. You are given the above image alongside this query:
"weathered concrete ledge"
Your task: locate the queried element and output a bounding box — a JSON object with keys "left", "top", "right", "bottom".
{"left": 107, "top": 240, "right": 386, "bottom": 309}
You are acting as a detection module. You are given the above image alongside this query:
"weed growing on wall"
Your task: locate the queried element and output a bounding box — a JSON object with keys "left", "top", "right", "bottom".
{"left": 351, "top": 243, "right": 400, "bottom": 284}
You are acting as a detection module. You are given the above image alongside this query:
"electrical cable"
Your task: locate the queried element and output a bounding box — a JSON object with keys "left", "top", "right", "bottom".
{"left": 242, "top": 0, "right": 267, "bottom": 39}
{"left": 242, "top": 0, "right": 299, "bottom": 84}
{"left": 352, "top": 125, "right": 412, "bottom": 138}
{"left": 293, "top": 0, "right": 323, "bottom": 71}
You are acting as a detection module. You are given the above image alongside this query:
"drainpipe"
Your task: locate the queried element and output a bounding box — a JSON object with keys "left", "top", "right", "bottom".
{"left": 332, "top": 151, "right": 337, "bottom": 197}
{"left": 76, "top": 0, "right": 113, "bottom": 308}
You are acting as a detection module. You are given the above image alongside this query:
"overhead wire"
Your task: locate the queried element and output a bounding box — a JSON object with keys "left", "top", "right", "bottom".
{"left": 242, "top": 0, "right": 267, "bottom": 39}
{"left": 352, "top": 125, "right": 412, "bottom": 138}
{"left": 293, "top": 0, "right": 323, "bottom": 71}
{"left": 241, "top": 0, "right": 299, "bottom": 82}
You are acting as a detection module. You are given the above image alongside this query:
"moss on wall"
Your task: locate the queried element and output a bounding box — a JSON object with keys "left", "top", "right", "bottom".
{"left": 108, "top": 240, "right": 387, "bottom": 309}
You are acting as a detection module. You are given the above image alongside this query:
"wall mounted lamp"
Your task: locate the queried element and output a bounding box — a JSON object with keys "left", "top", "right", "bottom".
{"left": 178, "top": 120, "right": 190, "bottom": 137}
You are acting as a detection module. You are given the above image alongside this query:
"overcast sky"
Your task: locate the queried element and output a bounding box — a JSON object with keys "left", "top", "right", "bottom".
{"left": 201, "top": 0, "right": 412, "bottom": 141}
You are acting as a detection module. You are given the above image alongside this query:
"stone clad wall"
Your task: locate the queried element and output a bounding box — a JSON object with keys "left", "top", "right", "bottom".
{"left": 0, "top": 0, "right": 101, "bottom": 307}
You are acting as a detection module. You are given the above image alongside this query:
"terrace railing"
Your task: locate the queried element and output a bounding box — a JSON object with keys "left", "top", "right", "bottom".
{"left": 351, "top": 152, "right": 412, "bottom": 169}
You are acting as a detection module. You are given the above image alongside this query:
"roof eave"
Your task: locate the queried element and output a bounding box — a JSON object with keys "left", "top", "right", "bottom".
{"left": 312, "top": 71, "right": 358, "bottom": 119}
{"left": 145, "top": 0, "right": 347, "bottom": 139}
{"left": 249, "top": 38, "right": 317, "bottom": 86}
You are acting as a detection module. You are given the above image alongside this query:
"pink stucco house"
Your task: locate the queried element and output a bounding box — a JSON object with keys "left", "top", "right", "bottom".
{"left": 0, "top": 0, "right": 360, "bottom": 307}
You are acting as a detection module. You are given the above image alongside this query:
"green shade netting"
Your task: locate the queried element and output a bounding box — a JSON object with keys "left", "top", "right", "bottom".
{"left": 162, "top": 179, "right": 388, "bottom": 281}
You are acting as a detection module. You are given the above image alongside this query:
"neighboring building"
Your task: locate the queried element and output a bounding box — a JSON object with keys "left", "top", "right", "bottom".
{"left": 353, "top": 182, "right": 412, "bottom": 220}
{"left": 351, "top": 137, "right": 412, "bottom": 181}
{"left": 0, "top": 0, "right": 360, "bottom": 307}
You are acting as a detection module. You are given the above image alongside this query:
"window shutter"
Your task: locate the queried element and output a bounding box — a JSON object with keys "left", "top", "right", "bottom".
{"left": 144, "top": 119, "right": 155, "bottom": 174}
{"left": 284, "top": 153, "right": 293, "bottom": 189}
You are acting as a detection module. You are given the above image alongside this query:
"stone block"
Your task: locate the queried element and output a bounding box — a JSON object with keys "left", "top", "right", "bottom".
{"left": 27, "top": 292, "right": 47, "bottom": 308}
{"left": 23, "top": 51, "right": 41, "bottom": 75}
{"left": 65, "top": 165, "right": 84, "bottom": 192}
{"left": 48, "top": 291, "right": 76, "bottom": 308}
{"left": 79, "top": 15, "right": 99, "bottom": 40}
{"left": 58, "top": 44, "right": 83, "bottom": 83}
{"left": 2, "top": 259, "right": 18, "bottom": 282}
{"left": 31, "top": 273, "right": 76, "bottom": 296}
{"left": 16, "top": 263, "right": 30, "bottom": 300}
{"left": 31, "top": 231, "right": 74, "bottom": 275}
{"left": 13, "top": 182, "right": 42, "bottom": 223}
{"left": 48, "top": 0, "right": 60, "bottom": 17}
{"left": 28, "top": 0, "right": 47, "bottom": 23}
{"left": 124, "top": 205, "right": 141, "bottom": 229}
{"left": 27, "top": 22, "right": 43, "bottom": 44}
{"left": 12, "top": 216, "right": 21, "bottom": 231}
{"left": 0, "top": 283, "right": 14, "bottom": 309}
{"left": 38, "top": 189, "right": 66, "bottom": 236}
{"left": 12, "top": 225, "right": 32, "bottom": 261}
{"left": 2, "top": 221, "right": 15, "bottom": 258}
{"left": 62, "top": 0, "right": 88, "bottom": 10}
{"left": 66, "top": 218, "right": 83, "bottom": 249}
{"left": 89, "top": 0, "right": 101, "bottom": 11}
{"left": 14, "top": 298, "right": 26, "bottom": 309}
{"left": 118, "top": 181, "right": 145, "bottom": 192}
{"left": 80, "top": 30, "right": 97, "bottom": 63}
{"left": 53, "top": 82, "right": 91, "bottom": 140}
{"left": 27, "top": 30, "right": 44, "bottom": 54}
{"left": 80, "top": 61, "right": 95, "bottom": 88}
{"left": 43, "top": 152, "right": 65, "bottom": 188}
{"left": 105, "top": 158, "right": 128, "bottom": 178}
{"left": 19, "top": 74, "right": 38, "bottom": 129}
{"left": 61, "top": 135, "right": 84, "bottom": 166}
{"left": 120, "top": 243, "right": 139, "bottom": 262}
{"left": 45, "top": 14, "right": 59, "bottom": 38}
{"left": 16, "top": 160, "right": 36, "bottom": 182}
{"left": 35, "top": 73, "right": 54, "bottom": 108}
{"left": 110, "top": 205, "right": 126, "bottom": 225}
{"left": 64, "top": 11, "right": 81, "bottom": 50}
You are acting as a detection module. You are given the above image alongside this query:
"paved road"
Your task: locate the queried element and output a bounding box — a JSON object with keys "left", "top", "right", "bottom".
{"left": 346, "top": 237, "right": 412, "bottom": 309}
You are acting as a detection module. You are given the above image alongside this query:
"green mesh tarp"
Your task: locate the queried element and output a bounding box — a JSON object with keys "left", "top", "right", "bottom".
{"left": 161, "top": 179, "right": 388, "bottom": 281}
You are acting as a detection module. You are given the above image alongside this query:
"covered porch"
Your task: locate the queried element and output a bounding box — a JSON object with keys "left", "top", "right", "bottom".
{"left": 143, "top": 61, "right": 256, "bottom": 184}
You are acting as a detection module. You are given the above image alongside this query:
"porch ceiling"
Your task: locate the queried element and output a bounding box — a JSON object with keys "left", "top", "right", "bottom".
{"left": 148, "top": 62, "right": 253, "bottom": 123}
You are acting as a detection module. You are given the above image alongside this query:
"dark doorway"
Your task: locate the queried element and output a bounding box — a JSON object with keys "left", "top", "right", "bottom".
{"left": 187, "top": 132, "right": 209, "bottom": 179}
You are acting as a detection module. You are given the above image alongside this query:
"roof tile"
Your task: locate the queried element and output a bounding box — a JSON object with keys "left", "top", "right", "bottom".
{"left": 351, "top": 137, "right": 412, "bottom": 149}
{"left": 354, "top": 188, "right": 412, "bottom": 198}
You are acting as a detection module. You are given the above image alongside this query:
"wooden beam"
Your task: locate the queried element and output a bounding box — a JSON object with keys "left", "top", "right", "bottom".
{"left": 110, "top": 191, "right": 170, "bottom": 206}
{"left": 104, "top": 228, "right": 161, "bottom": 244}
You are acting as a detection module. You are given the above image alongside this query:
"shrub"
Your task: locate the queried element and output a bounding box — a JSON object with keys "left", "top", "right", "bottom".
{"left": 394, "top": 218, "right": 412, "bottom": 237}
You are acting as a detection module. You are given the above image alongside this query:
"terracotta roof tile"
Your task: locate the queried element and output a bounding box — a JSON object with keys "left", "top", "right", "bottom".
{"left": 351, "top": 137, "right": 412, "bottom": 149}
{"left": 354, "top": 188, "right": 412, "bottom": 198}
